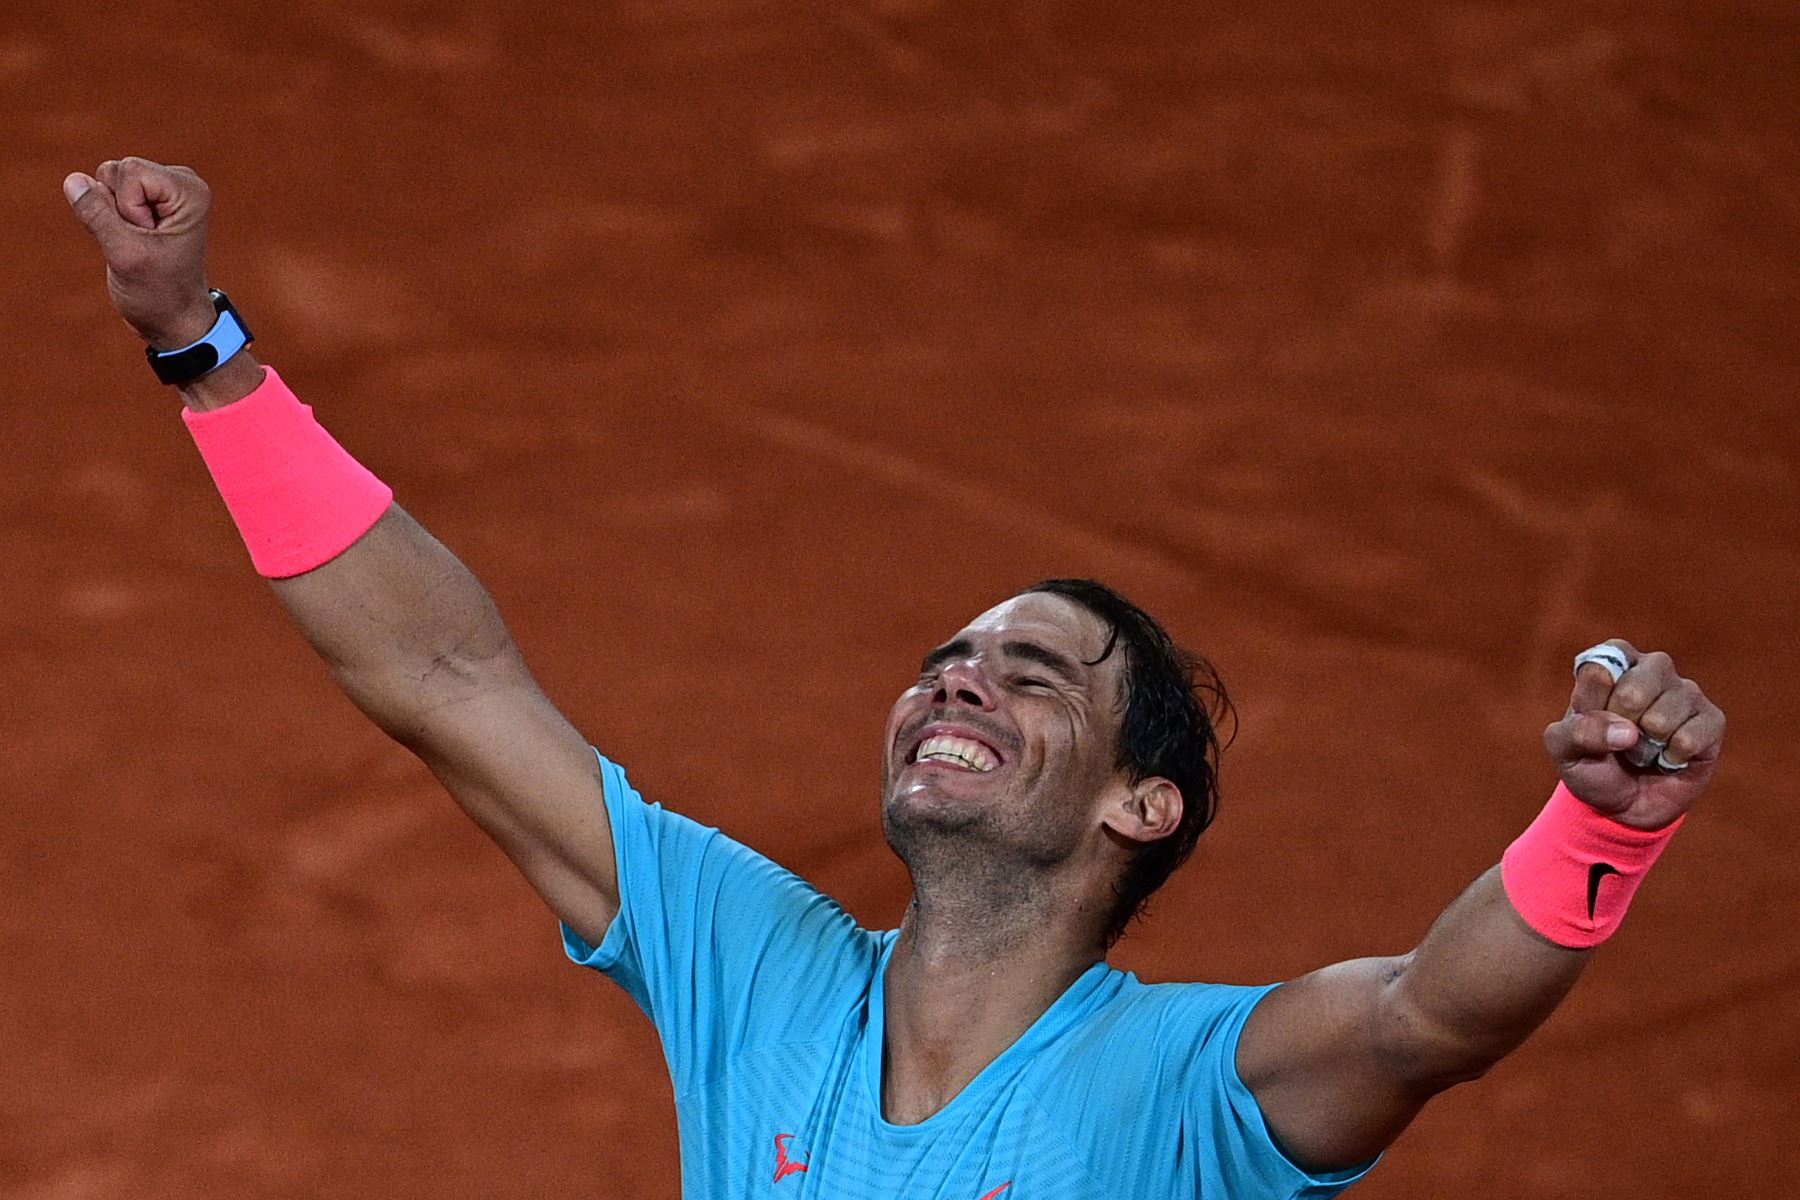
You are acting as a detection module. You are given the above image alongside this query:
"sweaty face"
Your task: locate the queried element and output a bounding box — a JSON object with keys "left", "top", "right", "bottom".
{"left": 880, "top": 593, "right": 1128, "bottom": 870}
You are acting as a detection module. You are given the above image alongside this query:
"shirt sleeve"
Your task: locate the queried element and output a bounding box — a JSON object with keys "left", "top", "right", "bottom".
{"left": 1174, "top": 984, "right": 1382, "bottom": 1200}
{"left": 560, "top": 749, "right": 881, "bottom": 1092}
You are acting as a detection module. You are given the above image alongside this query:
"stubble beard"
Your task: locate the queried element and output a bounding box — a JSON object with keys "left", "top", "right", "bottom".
{"left": 880, "top": 774, "right": 1085, "bottom": 930}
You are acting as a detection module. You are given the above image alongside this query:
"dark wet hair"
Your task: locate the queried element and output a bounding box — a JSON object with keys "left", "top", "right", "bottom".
{"left": 1021, "top": 578, "right": 1235, "bottom": 947}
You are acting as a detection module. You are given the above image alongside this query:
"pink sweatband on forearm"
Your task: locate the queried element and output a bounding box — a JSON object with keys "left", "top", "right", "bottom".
{"left": 1501, "top": 782, "right": 1684, "bottom": 949}
{"left": 181, "top": 366, "right": 393, "bottom": 579}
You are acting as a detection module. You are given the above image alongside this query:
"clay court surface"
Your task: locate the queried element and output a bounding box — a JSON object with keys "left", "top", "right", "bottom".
{"left": 5, "top": 2, "right": 1798, "bottom": 1196}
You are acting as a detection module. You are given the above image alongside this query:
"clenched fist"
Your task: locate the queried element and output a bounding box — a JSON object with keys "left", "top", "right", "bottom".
{"left": 64, "top": 157, "right": 217, "bottom": 350}
{"left": 1545, "top": 640, "right": 1726, "bottom": 831}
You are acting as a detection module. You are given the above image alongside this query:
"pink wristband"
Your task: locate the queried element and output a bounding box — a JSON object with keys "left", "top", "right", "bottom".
{"left": 181, "top": 366, "right": 393, "bottom": 579}
{"left": 1501, "top": 782, "right": 1684, "bottom": 948}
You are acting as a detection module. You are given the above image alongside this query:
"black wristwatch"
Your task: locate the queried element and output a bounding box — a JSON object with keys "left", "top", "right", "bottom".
{"left": 145, "top": 289, "right": 255, "bottom": 386}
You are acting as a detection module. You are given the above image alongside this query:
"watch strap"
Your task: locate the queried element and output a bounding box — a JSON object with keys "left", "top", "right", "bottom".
{"left": 146, "top": 289, "right": 255, "bottom": 385}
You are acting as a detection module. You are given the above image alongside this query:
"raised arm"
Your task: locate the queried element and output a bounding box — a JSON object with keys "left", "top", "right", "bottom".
{"left": 1234, "top": 641, "right": 1726, "bottom": 1172}
{"left": 64, "top": 157, "right": 618, "bottom": 947}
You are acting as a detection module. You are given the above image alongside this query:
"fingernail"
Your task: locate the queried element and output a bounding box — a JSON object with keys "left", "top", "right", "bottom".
{"left": 1606, "top": 723, "right": 1636, "bottom": 749}
{"left": 62, "top": 173, "right": 92, "bottom": 205}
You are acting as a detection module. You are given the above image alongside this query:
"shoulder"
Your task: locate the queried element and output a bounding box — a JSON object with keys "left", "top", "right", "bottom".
{"left": 1107, "top": 975, "right": 1276, "bottom": 1032}
{"left": 1057, "top": 974, "right": 1278, "bottom": 1073}
{"left": 1149, "top": 978, "right": 1280, "bottom": 1038}
{"left": 591, "top": 749, "right": 878, "bottom": 978}
{"left": 1020, "top": 976, "right": 1291, "bottom": 1193}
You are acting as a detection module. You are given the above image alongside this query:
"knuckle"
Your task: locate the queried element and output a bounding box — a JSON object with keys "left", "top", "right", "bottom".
{"left": 1574, "top": 662, "right": 1615, "bottom": 686}
{"left": 1668, "top": 728, "right": 1705, "bottom": 760}
{"left": 110, "top": 245, "right": 152, "bottom": 276}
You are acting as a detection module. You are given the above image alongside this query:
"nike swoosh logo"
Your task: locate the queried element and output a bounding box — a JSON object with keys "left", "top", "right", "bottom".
{"left": 977, "top": 1186, "right": 1012, "bottom": 1200}
{"left": 1587, "top": 862, "right": 1622, "bottom": 920}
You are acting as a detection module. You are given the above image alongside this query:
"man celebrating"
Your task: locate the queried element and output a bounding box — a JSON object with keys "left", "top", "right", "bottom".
{"left": 66, "top": 157, "right": 1726, "bottom": 1199}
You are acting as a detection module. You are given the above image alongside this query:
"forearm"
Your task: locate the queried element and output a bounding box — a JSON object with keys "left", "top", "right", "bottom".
{"left": 1242, "top": 863, "right": 1603, "bottom": 1172}
{"left": 192, "top": 370, "right": 617, "bottom": 936}
{"left": 1381, "top": 865, "right": 1588, "bottom": 1084}
{"left": 181, "top": 356, "right": 526, "bottom": 735}
{"left": 1239, "top": 644, "right": 1721, "bottom": 1171}
{"left": 194, "top": 373, "right": 617, "bottom": 937}
{"left": 270, "top": 503, "right": 527, "bottom": 740}
{"left": 1241, "top": 861, "right": 1596, "bottom": 1171}
{"left": 1387, "top": 757, "right": 1690, "bottom": 1082}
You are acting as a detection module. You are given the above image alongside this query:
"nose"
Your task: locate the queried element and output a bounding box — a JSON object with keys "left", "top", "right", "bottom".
{"left": 934, "top": 659, "right": 996, "bottom": 710}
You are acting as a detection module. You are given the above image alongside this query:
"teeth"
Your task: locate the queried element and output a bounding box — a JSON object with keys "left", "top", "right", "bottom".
{"left": 915, "top": 734, "right": 998, "bottom": 772}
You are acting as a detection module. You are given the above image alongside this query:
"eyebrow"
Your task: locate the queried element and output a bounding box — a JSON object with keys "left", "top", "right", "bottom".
{"left": 919, "top": 638, "right": 1083, "bottom": 685}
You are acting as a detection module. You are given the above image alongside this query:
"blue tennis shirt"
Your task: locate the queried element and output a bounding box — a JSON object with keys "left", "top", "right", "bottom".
{"left": 563, "top": 751, "right": 1377, "bottom": 1199}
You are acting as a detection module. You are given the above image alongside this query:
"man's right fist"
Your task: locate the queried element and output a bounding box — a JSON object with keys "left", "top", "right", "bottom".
{"left": 64, "top": 157, "right": 217, "bottom": 350}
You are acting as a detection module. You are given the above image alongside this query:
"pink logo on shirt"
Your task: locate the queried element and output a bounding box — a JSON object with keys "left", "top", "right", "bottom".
{"left": 771, "top": 1131, "right": 1010, "bottom": 1197}
{"left": 773, "top": 1133, "right": 809, "bottom": 1182}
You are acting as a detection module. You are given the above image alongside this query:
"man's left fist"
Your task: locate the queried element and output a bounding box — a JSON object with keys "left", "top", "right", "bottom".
{"left": 64, "top": 157, "right": 216, "bottom": 350}
{"left": 1544, "top": 640, "right": 1725, "bottom": 830}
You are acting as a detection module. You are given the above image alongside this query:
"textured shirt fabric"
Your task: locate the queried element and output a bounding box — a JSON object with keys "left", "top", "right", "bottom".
{"left": 562, "top": 750, "right": 1378, "bottom": 1200}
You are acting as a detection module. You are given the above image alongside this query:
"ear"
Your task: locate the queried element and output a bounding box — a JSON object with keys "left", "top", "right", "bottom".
{"left": 1100, "top": 776, "right": 1183, "bottom": 844}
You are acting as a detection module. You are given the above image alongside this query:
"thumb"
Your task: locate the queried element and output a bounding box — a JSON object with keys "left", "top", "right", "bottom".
{"left": 63, "top": 173, "right": 134, "bottom": 253}
{"left": 1545, "top": 710, "right": 1639, "bottom": 764}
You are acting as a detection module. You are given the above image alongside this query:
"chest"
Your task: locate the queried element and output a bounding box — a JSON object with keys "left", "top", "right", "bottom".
{"left": 679, "top": 1039, "right": 1115, "bottom": 1200}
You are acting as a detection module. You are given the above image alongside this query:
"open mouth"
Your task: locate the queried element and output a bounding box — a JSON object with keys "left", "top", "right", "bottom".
{"left": 905, "top": 729, "right": 1004, "bottom": 773}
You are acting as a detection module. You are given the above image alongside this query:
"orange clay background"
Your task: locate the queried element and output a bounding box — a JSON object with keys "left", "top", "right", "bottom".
{"left": 5, "top": 3, "right": 1798, "bottom": 1197}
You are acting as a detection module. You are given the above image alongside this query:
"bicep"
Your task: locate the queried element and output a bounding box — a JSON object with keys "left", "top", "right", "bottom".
{"left": 1235, "top": 957, "right": 1435, "bottom": 1174}
{"left": 400, "top": 672, "right": 618, "bottom": 947}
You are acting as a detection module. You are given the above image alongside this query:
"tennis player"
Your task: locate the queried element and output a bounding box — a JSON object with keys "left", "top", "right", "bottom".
{"left": 66, "top": 157, "right": 1726, "bottom": 1199}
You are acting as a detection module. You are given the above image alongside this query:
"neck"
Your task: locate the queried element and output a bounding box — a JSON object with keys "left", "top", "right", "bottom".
{"left": 879, "top": 882, "right": 1105, "bottom": 1125}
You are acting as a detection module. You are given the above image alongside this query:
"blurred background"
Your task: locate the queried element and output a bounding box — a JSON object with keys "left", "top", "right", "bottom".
{"left": 5, "top": 2, "right": 1797, "bottom": 1196}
